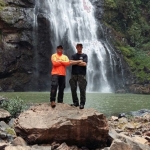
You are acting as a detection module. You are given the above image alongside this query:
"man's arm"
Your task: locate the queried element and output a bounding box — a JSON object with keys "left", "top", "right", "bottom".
{"left": 77, "top": 62, "right": 87, "bottom": 66}
{"left": 70, "top": 60, "right": 83, "bottom": 65}
{"left": 60, "top": 56, "right": 70, "bottom": 66}
{"left": 77, "top": 54, "right": 88, "bottom": 66}
{"left": 51, "top": 55, "right": 62, "bottom": 66}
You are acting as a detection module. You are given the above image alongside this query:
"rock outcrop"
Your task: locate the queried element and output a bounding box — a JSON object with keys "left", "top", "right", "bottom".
{"left": 14, "top": 103, "right": 109, "bottom": 148}
{"left": 129, "top": 84, "right": 150, "bottom": 94}
{"left": 0, "top": 0, "right": 36, "bottom": 91}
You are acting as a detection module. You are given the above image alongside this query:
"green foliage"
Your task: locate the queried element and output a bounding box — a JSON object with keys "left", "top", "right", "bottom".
{"left": 0, "top": 0, "right": 5, "bottom": 11}
{"left": 120, "top": 47, "right": 150, "bottom": 81}
{"left": 0, "top": 96, "right": 27, "bottom": 118}
{"left": 104, "top": 0, "right": 150, "bottom": 46}
{"left": 104, "top": 0, "right": 117, "bottom": 9}
{"left": 118, "top": 46, "right": 135, "bottom": 57}
{"left": 104, "top": 0, "right": 150, "bottom": 82}
{"left": 142, "top": 42, "right": 150, "bottom": 51}
{"left": 5, "top": 128, "right": 16, "bottom": 136}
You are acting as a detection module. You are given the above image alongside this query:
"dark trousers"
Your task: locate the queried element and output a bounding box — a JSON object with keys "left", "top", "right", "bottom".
{"left": 69, "top": 75, "right": 87, "bottom": 105}
{"left": 50, "top": 75, "right": 65, "bottom": 103}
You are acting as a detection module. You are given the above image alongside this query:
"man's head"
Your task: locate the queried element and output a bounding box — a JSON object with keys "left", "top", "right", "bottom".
{"left": 76, "top": 43, "right": 83, "bottom": 54}
{"left": 56, "top": 45, "right": 63, "bottom": 55}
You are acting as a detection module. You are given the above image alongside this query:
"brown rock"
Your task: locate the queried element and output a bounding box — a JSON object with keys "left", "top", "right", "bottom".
{"left": 132, "top": 136, "right": 148, "bottom": 145}
{"left": 14, "top": 103, "right": 109, "bottom": 148}
{"left": 124, "top": 123, "right": 135, "bottom": 130}
{"left": 56, "top": 143, "right": 70, "bottom": 150}
{"left": 11, "top": 136, "right": 27, "bottom": 146}
{"left": 5, "top": 145, "right": 52, "bottom": 150}
{"left": 5, "top": 146, "right": 31, "bottom": 150}
{"left": 109, "top": 129, "right": 150, "bottom": 150}
{"left": 111, "top": 116, "right": 118, "bottom": 121}
{"left": 0, "top": 143, "right": 9, "bottom": 149}
{"left": 144, "top": 131, "right": 150, "bottom": 137}
{"left": 110, "top": 139, "right": 132, "bottom": 150}
{"left": 0, "top": 108, "right": 11, "bottom": 119}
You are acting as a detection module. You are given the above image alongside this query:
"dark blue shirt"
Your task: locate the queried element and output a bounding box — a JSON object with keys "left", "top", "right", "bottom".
{"left": 71, "top": 53, "right": 88, "bottom": 75}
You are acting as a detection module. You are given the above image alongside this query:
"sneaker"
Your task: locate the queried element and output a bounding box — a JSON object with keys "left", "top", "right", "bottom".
{"left": 51, "top": 101, "right": 56, "bottom": 108}
{"left": 79, "top": 104, "right": 84, "bottom": 109}
{"left": 70, "top": 103, "right": 79, "bottom": 107}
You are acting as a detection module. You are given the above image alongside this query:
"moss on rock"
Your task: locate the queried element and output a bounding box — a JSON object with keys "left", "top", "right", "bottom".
{"left": 0, "top": 0, "right": 5, "bottom": 11}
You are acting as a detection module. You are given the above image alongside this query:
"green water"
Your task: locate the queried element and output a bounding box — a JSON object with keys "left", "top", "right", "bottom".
{"left": 0, "top": 92, "right": 150, "bottom": 116}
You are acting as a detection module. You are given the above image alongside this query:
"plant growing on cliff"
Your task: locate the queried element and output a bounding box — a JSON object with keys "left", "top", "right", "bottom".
{"left": 0, "top": 0, "right": 5, "bottom": 11}
{"left": 0, "top": 96, "right": 27, "bottom": 118}
{"left": 103, "top": 0, "right": 150, "bottom": 83}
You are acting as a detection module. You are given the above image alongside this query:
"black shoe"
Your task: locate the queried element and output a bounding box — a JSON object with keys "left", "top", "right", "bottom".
{"left": 79, "top": 104, "right": 84, "bottom": 109}
{"left": 70, "top": 103, "right": 79, "bottom": 107}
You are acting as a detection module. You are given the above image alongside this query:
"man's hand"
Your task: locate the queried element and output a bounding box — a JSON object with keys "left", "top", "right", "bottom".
{"left": 77, "top": 61, "right": 87, "bottom": 66}
{"left": 78, "top": 60, "right": 83, "bottom": 63}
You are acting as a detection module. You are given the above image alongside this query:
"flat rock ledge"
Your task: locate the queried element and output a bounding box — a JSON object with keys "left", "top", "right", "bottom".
{"left": 14, "top": 103, "right": 109, "bottom": 148}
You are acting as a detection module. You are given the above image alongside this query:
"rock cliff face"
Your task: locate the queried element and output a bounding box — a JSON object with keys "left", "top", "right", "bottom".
{"left": 0, "top": 0, "right": 147, "bottom": 93}
{"left": 0, "top": 0, "right": 56, "bottom": 92}
{"left": 0, "top": 0, "right": 36, "bottom": 91}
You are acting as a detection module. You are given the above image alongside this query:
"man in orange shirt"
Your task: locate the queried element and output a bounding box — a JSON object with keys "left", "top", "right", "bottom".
{"left": 50, "top": 45, "right": 82, "bottom": 108}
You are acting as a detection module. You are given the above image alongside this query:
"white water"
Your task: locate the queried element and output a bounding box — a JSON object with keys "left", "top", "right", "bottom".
{"left": 35, "top": 0, "right": 124, "bottom": 92}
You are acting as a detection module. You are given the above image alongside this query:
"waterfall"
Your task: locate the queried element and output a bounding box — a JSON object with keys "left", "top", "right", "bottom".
{"left": 34, "top": 0, "right": 125, "bottom": 92}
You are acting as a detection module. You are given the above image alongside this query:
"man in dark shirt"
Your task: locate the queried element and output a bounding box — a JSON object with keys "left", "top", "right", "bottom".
{"left": 69, "top": 43, "right": 88, "bottom": 109}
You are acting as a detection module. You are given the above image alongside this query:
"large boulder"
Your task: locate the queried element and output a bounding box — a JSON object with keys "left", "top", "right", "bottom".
{"left": 14, "top": 103, "right": 109, "bottom": 148}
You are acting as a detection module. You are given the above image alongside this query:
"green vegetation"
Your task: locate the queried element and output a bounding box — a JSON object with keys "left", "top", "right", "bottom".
{"left": 0, "top": 96, "right": 27, "bottom": 118}
{"left": 103, "top": 0, "right": 150, "bottom": 82}
{"left": 5, "top": 128, "right": 16, "bottom": 136}
{"left": 0, "top": 0, "right": 5, "bottom": 11}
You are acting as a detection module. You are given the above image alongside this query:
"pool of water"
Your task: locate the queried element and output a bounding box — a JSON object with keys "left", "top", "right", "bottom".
{"left": 0, "top": 92, "right": 150, "bottom": 116}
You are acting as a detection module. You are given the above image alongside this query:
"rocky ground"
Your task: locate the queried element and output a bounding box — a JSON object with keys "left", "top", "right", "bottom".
{"left": 108, "top": 110, "right": 150, "bottom": 148}
{"left": 0, "top": 96, "right": 150, "bottom": 150}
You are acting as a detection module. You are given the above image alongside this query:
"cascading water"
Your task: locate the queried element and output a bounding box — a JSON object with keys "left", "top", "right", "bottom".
{"left": 34, "top": 0, "right": 125, "bottom": 92}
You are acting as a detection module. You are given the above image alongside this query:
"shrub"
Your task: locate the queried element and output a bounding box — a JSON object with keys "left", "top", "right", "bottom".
{"left": 0, "top": 96, "right": 27, "bottom": 118}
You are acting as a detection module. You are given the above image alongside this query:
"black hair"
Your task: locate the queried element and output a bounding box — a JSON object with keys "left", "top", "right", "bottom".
{"left": 76, "top": 43, "right": 83, "bottom": 47}
{"left": 57, "top": 45, "right": 63, "bottom": 49}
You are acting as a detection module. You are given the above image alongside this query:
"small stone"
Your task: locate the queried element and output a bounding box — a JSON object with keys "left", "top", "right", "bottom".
{"left": 0, "top": 132, "right": 7, "bottom": 139}
{"left": 144, "top": 131, "right": 150, "bottom": 137}
{"left": 11, "top": 136, "right": 27, "bottom": 146}
{"left": 134, "top": 131, "right": 142, "bottom": 135}
{"left": 118, "top": 118, "right": 128, "bottom": 124}
{"left": 132, "top": 136, "right": 148, "bottom": 144}
{"left": 124, "top": 123, "right": 135, "bottom": 129}
{"left": 111, "top": 116, "right": 118, "bottom": 121}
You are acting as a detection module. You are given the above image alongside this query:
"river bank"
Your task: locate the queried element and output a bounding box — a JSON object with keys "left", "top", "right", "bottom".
{"left": 0, "top": 92, "right": 150, "bottom": 117}
{"left": 0, "top": 97, "right": 150, "bottom": 150}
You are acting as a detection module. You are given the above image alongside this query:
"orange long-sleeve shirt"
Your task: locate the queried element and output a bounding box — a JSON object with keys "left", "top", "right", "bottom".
{"left": 51, "top": 53, "right": 70, "bottom": 75}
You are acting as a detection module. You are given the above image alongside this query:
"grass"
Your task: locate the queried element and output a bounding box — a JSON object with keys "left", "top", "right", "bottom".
{"left": 0, "top": 92, "right": 50, "bottom": 104}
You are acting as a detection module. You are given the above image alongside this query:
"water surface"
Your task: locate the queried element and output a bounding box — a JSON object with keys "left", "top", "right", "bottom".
{"left": 0, "top": 92, "right": 150, "bottom": 116}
